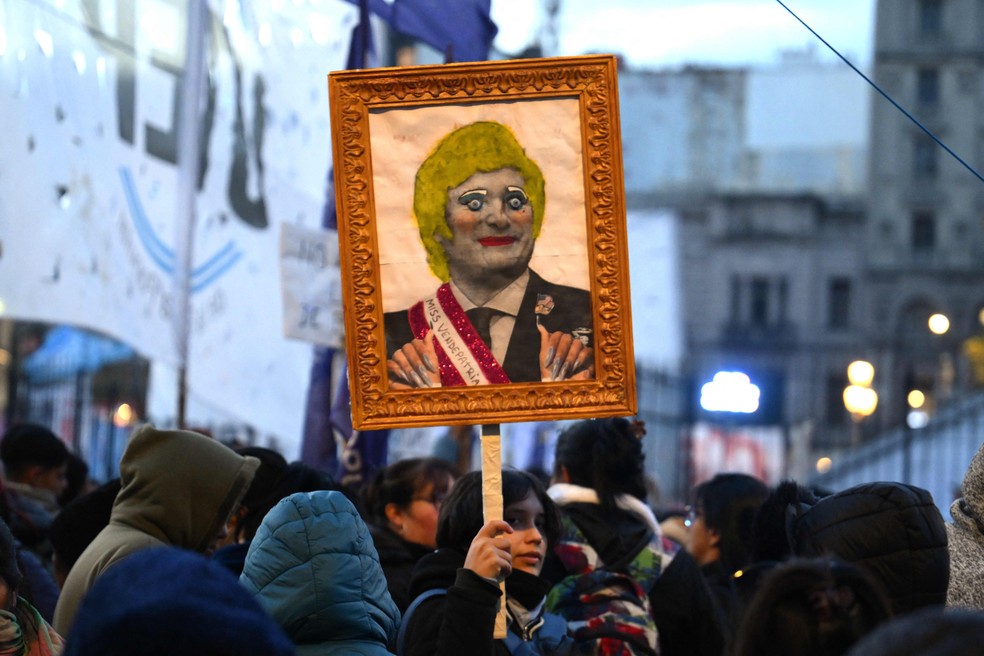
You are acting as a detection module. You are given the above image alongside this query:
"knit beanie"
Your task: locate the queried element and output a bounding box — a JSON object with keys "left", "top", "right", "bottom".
{"left": 62, "top": 547, "right": 294, "bottom": 656}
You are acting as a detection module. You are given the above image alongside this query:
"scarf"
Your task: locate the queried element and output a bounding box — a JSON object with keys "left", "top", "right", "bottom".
{"left": 0, "top": 600, "right": 64, "bottom": 656}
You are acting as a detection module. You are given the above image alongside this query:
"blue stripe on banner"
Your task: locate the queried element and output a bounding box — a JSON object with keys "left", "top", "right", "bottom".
{"left": 119, "top": 166, "right": 175, "bottom": 274}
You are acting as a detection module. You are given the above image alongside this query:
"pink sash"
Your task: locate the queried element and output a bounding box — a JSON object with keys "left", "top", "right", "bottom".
{"left": 407, "top": 284, "right": 511, "bottom": 387}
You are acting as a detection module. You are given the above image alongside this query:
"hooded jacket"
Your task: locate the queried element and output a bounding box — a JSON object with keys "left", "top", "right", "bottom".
{"left": 53, "top": 425, "right": 259, "bottom": 636}
{"left": 947, "top": 443, "right": 984, "bottom": 609}
{"left": 240, "top": 491, "right": 400, "bottom": 655}
{"left": 790, "top": 481, "right": 949, "bottom": 615}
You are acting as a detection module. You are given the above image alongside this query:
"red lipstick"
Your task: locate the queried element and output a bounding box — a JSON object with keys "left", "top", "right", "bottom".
{"left": 478, "top": 236, "right": 516, "bottom": 246}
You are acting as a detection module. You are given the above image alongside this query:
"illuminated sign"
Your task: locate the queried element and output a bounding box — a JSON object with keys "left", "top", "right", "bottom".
{"left": 700, "top": 371, "right": 761, "bottom": 414}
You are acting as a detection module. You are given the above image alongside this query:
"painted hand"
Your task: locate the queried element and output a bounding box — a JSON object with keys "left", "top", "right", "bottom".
{"left": 387, "top": 331, "right": 441, "bottom": 389}
{"left": 538, "top": 323, "right": 594, "bottom": 381}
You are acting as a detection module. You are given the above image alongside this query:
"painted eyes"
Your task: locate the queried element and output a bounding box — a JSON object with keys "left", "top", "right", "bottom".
{"left": 458, "top": 187, "right": 529, "bottom": 213}
{"left": 460, "top": 192, "right": 485, "bottom": 211}
{"left": 504, "top": 188, "right": 529, "bottom": 210}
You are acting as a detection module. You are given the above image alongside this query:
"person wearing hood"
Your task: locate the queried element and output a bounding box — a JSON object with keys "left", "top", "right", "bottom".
{"left": 788, "top": 480, "right": 948, "bottom": 616}
{"left": 240, "top": 490, "right": 400, "bottom": 655}
{"left": 946, "top": 441, "right": 984, "bottom": 609}
{"left": 52, "top": 425, "right": 259, "bottom": 636}
{"left": 543, "top": 417, "right": 723, "bottom": 656}
{"left": 401, "top": 468, "right": 576, "bottom": 656}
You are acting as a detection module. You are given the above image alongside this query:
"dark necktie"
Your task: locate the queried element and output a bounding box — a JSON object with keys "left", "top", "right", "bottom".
{"left": 466, "top": 307, "right": 498, "bottom": 347}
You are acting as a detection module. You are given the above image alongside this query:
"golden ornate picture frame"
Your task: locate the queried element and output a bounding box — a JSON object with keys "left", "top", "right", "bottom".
{"left": 328, "top": 54, "right": 635, "bottom": 430}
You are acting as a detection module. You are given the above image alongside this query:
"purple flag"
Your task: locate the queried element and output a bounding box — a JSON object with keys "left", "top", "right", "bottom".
{"left": 299, "top": 0, "right": 379, "bottom": 476}
{"left": 352, "top": 0, "right": 498, "bottom": 63}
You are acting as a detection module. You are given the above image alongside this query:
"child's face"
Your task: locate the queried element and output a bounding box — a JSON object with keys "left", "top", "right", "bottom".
{"left": 503, "top": 493, "right": 547, "bottom": 576}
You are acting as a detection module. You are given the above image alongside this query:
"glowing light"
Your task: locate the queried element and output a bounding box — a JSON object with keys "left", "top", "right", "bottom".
{"left": 72, "top": 50, "right": 86, "bottom": 75}
{"left": 140, "top": 2, "right": 181, "bottom": 53}
{"left": 113, "top": 403, "right": 133, "bottom": 427}
{"left": 846, "top": 360, "right": 874, "bottom": 387}
{"left": 843, "top": 384, "right": 878, "bottom": 417}
{"left": 289, "top": 28, "right": 304, "bottom": 47}
{"left": 700, "top": 371, "right": 761, "bottom": 414}
{"left": 0, "top": 350, "right": 9, "bottom": 367}
{"left": 816, "top": 457, "right": 832, "bottom": 474}
{"left": 928, "top": 313, "right": 950, "bottom": 335}
{"left": 0, "top": 298, "right": 5, "bottom": 315}
{"left": 907, "top": 410, "right": 930, "bottom": 429}
{"left": 34, "top": 29, "right": 53, "bottom": 58}
{"left": 258, "top": 24, "right": 273, "bottom": 46}
{"left": 907, "top": 389, "right": 926, "bottom": 409}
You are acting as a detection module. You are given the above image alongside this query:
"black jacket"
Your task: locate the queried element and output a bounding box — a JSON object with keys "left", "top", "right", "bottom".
{"left": 789, "top": 481, "right": 949, "bottom": 615}
{"left": 384, "top": 269, "right": 592, "bottom": 384}
{"left": 403, "top": 548, "right": 575, "bottom": 656}
{"left": 368, "top": 522, "right": 433, "bottom": 613}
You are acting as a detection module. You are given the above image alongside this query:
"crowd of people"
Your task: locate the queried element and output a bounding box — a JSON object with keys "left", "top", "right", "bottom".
{"left": 0, "top": 417, "right": 981, "bottom": 655}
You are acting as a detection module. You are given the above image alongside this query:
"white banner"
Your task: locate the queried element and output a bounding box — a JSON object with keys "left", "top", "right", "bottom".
{"left": 279, "top": 223, "right": 344, "bottom": 349}
{"left": 0, "top": 0, "right": 357, "bottom": 456}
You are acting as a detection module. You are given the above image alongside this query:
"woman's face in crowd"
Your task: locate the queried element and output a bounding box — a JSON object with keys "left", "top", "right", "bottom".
{"left": 504, "top": 492, "right": 547, "bottom": 576}
{"left": 439, "top": 168, "right": 535, "bottom": 287}
{"left": 391, "top": 479, "right": 452, "bottom": 549}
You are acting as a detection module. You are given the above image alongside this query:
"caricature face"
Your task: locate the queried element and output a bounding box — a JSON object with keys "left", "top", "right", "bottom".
{"left": 438, "top": 168, "right": 536, "bottom": 289}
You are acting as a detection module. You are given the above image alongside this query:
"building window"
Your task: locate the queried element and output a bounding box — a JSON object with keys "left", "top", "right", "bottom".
{"left": 914, "top": 138, "right": 938, "bottom": 178}
{"left": 912, "top": 212, "right": 936, "bottom": 252}
{"left": 750, "top": 277, "right": 770, "bottom": 327}
{"left": 919, "top": 0, "right": 943, "bottom": 34}
{"left": 828, "top": 278, "right": 851, "bottom": 330}
{"left": 917, "top": 68, "right": 940, "bottom": 105}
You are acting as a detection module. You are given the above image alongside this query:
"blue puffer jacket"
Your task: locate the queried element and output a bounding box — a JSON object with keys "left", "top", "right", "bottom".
{"left": 240, "top": 491, "right": 401, "bottom": 655}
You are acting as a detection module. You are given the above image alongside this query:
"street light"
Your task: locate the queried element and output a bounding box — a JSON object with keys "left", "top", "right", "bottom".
{"left": 844, "top": 360, "right": 877, "bottom": 445}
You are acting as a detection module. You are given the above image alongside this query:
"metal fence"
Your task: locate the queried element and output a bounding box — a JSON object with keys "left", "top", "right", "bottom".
{"left": 810, "top": 391, "right": 984, "bottom": 520}
{"left": 635, "top": 365, "right": 690, "bottom": 506}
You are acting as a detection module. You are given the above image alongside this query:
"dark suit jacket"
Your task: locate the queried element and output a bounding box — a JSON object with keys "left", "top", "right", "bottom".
{"left": 384, "top": 269, "right": 593, "bottom": 384}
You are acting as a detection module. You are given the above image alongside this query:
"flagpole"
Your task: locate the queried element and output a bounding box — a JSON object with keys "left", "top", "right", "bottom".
{"left": 174, "top": 0, "right": 208, "bottom": 428}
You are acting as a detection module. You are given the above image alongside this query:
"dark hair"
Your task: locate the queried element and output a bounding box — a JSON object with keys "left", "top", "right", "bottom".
{"left": 749, "top": 480, "right": 819, "bottom": 563}
{"left": 50, "top": 478, "right": 121, "bottom": 575}
{"left": 694, "top": 473, "right": 769, "bottom": 573}
{"left": 732, "top": 558, "right": 893, "bottom": 656}
{"left": 436, "top": 469, "right": 561, "bottom": 553}
{"left": 553, "top": 417, "right": 646, "bottom": 510}
{"left": 237, "top": 462, "right": 339, "bottom": 541}
{"left": 0, "top": 423, "right": 69, "bottom": 474}
{"left": 362, "top": 457, "right": 458, "bottom": 525}
{"left": 58, "top": 451, "right": 91, "bottom": 507}
{"left": 232, "top": 447, "right": 288, "bottom": 541}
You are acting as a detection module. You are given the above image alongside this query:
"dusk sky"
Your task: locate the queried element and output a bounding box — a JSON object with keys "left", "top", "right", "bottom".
{"left": 493, "top": 0, "right": 877, "bottom": 69}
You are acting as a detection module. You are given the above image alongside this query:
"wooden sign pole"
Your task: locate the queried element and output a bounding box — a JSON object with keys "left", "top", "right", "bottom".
{"left": 480, "top": 423, "right": 508, "bottom": 639}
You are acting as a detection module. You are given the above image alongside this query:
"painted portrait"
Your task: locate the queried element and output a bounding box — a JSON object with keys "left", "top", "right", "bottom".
{"left": 371, "top": 108, "right": 594, "bottom": 390}
{"left": 329, "top": 55, "right": 635, "bottom": 429}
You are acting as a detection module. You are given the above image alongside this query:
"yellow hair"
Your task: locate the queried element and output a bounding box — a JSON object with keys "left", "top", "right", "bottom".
{"left": 413, "top": 121, "right": 545, "bottom": 281}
